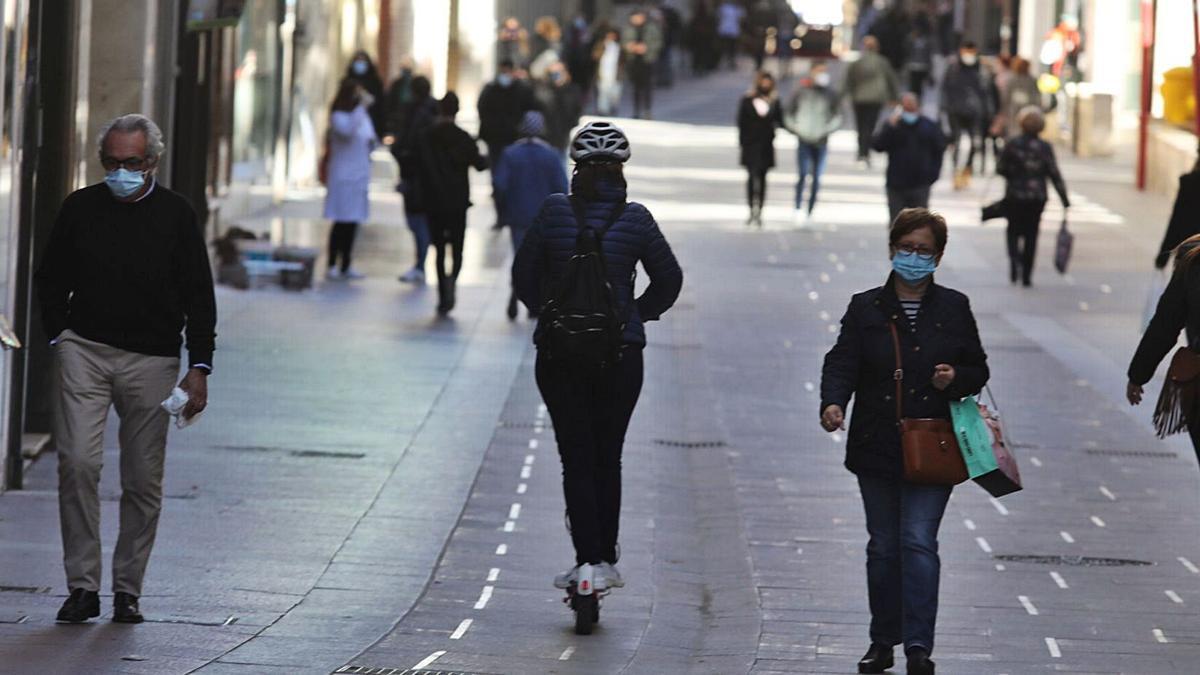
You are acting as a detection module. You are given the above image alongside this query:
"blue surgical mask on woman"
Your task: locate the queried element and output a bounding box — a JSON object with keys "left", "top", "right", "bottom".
{"left": 892, "top": 250, "right": 937, "bottom": 283}
{"left": 352, "top": 60, "right": 368, "bottom": 75}
{"left": 105, "top": 168, "right": 147, "bottom": 199}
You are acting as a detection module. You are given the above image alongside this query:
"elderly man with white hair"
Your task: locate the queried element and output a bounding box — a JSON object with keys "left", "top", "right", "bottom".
{"left": 34, "top": 113, "right": 217, "bottom": 624}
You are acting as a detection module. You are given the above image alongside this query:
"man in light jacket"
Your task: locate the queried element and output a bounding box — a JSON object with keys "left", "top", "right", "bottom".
{"left": 784, "top": 61, "right": 843, "bottom": 223}
{"left": 842, "top": 36, "right": 900, "bottom": 167}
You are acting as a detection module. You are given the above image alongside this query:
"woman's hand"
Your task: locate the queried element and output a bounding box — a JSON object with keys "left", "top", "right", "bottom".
{"left": 820, "top": 405, "right": 845, "bottom": 432}
{"left": 1127, "top": 381, "right": 1144, "bottom": 406}
{"left": 931, "top": 364, "right": 956, "bottom": 391}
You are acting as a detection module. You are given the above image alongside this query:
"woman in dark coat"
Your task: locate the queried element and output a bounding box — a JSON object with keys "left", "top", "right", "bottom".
{"left": 1154, "top": 152, "right": 1200, "bottom": 270}
{"left": 995, "top": 106, "right": 1069, "bottom": 287}
{"left": 1129, "top": 234, "right": 1200, "bottom": 456}
{"left": 820, "top": 208, "right": 989, "bottom": 675}
{"left": 737, "top": 70, "right": 782, "bottom": 227}
{"left": 513, "top": 121, "right": 682, "bottom": 596}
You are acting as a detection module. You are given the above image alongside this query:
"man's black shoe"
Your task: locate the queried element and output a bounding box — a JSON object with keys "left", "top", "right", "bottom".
{"left": 906, "top": 647, "right": 935, "bottom": 675}
{"left": 857, "top": 643, "right": 894, "bottom": 673}
{"left": 55, "top": 589, "right": 100, "bottom": 623}
{"left": 112, "top": 592, "right": 144, "bottom": 623}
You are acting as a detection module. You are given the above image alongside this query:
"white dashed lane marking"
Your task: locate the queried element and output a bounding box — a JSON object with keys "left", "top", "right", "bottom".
{"left": 1154, "top": 628, "right": 1169, "bottom": 643}
{"left": 529, "top": 439, "right": 539, "bottom": 450}
{"left": 1090, "top": 516, "right": 1106, "bottom": 528}
{"left": 1045, "top": 638, "right": 1061, "bottom": 658}
{"left": 1099, "top": 485, "right": 1116, "bottom": 501}
{"left": 509, "top": 503, "right": 522, "bottom": 520}
{"left": 503, "top": 521, "right": 515, "bottom": 532}
{"left": 559, "top": 646, "right": 576, "bottom": 661}
{"left": 1166, "top": 590, "right": 1183, "bottom": 604}
{"left": 1180, "top": 557, "right": 1199, "bottom": 574}
{"left": 524, "top": 454, "right": 536, "bottom": 465}
{"left": 1060, "top": 531, "right": 1075, "bottom": 544}
{"left": 989, "top": 497, "right": 1009, "bottom": 515}
{"left": 450, "top": 618, "right": 472, "bottom": 640}
{"left": 1018, "top": 595, "right": 1039, "bottom": 616}
{"left": 1030, "top": 457, "right": 1043, "bottom": 467}
{"left": 474, "top": 586, "right": 494, "bottom": 610}
{"left": 517, "top": 483, "right": 527, "bottom": 494}
{"left": 495, "top": 544, "right": 508, "bottom": 556}
{"left": 963, "top": 519, "right": 976, "bottom": 531}
{"left": 1050, "top": 572, "right": 1068, "bottom": 589}
{"left": 975, "top": 537, "right": 992, "bottom": 554}
{"left": 521, "top": 466, "right": 532, "bottom": 479}
{"left": 413, "top": 651, "right": 447, "bottom": 669}
{"left": 487, "top": 568, "right": 500, "bottom": 582}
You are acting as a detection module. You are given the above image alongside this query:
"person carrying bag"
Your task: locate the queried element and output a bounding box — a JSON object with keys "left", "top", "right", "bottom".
{"left": 820, "top": 208, "right": 990, "bottom": 675}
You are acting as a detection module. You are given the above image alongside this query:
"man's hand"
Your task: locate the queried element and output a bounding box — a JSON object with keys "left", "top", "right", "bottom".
{"left": 1127, "top": 381, "right": 1144, "bottom": 406}
{"left": 820, "top": 404, "right": 845, "bottom": 432}
{"left": 931, "top": 364, "right": 956, "bottom": 391}
{"left": 179, "top": 368, "right": 209, "bottom": 419}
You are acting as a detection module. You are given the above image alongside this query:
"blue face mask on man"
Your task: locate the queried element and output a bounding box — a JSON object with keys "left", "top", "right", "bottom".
{"left": 105, "top": 168, "right": 148, "bottom": 199}
{"left": 892, "top": 250, "right": 937, "bottom": 283}
{"left": 901, "top": 111, "right": 919, "bottom": 125}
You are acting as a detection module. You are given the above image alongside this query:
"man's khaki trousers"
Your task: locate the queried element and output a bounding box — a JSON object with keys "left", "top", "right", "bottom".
{"left": 54, "top": 330, "right": 179, "bottom": 596}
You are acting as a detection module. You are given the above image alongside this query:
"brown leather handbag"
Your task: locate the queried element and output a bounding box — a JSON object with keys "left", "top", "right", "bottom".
{"left": 889, "top": 322, "right": 969, "bottom": 485}
{"left": 1152, "top": 347, "right": 1200, "bottom": 438}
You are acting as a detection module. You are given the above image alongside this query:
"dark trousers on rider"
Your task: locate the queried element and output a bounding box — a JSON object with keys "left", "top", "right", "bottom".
{"left": 536, "top": 348, "right": 644, "bottom": 566}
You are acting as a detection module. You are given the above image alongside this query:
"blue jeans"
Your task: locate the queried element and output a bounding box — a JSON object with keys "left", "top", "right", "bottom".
{"left": 406, "top": 211, "right": 431, "bottom": 270}
{"left": 795, "top": 142, "right": 827, "bottom": 213}
{"left": 857, "top": 474, "right": 952, "bottom": 654}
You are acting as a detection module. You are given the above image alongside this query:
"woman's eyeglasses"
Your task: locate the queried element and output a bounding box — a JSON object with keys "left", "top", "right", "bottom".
{"left": 895, "top": 244, "right": 936, "bottom": 260}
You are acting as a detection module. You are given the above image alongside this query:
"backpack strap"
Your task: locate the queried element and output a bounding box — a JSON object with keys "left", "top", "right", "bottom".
{"left": 569, "top": 196, "right": 627, "bottom": 239}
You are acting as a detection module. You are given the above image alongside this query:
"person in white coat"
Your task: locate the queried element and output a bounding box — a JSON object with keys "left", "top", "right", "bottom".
{"left": 323, "top": 79, "right": 377, "bottom": 279}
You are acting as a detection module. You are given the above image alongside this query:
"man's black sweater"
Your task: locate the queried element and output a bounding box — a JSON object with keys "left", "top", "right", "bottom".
{"left": 35, "top": 182, "right": 217, "bottom": 369}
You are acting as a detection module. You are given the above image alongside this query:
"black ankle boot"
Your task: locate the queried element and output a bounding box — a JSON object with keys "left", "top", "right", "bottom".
{"left": 906, "top": 647, "right": 935, "bottom": 675}
{"left": 858, "top": 643, "right": 894, "bottom": 674}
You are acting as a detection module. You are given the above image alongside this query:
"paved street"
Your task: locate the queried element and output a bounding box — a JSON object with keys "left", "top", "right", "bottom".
{"left": 2, "top": 65, "right": 1199, "bottom": 674}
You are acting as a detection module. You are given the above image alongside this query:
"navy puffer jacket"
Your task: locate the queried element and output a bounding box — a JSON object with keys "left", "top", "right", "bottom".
{"left": 513, "top": 175, "right": 683, "bottom": 347}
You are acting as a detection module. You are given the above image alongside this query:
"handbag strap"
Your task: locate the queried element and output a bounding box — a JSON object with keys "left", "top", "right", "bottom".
{"left": 889, "top": 321, "right": 904, "bottom": 423}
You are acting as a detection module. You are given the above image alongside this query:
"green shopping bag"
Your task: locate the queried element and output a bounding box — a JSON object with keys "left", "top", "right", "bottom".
{"left": 949, "top": 396, "right": 998, "bottom": 478}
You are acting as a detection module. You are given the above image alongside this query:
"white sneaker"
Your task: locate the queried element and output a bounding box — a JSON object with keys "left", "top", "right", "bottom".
{"left": 398, "top": 268, "right": 425, "bottom": 284}
{"left": 553, "top": 565, "right": 579, "bottom": 589}
{"left": 596, "top": 562, "right": 624, "bottom": 588}
{"left": 554, "top": 562, "right": 607, "bottom": 592}
{"left": 343, "top": 268, "right": 366, "bottom": 280}
{"left": 326, "top": 267, "right": 342, "bottom": 280}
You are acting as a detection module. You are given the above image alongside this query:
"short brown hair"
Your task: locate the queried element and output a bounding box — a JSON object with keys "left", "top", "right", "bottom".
{"left": 889, "top": 208, "right": 948, "bottom": 253}
{"left": 1019, "top": 106, "right": 1045, "bottom": 135}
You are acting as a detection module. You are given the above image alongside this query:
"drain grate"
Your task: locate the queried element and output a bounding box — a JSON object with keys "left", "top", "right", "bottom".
{"left": 994, "top": 554, "right": 1154, "bottom": 567}
{"left": 335, "top": 668, "right": 497, "bottom": 675}
{"left": 496, "top": 420, "right": 549, "bottom": 429}
{"left": 653, "top": 439, "right": 727, "bottom": 449}
{"left": 0, "top": 585, "right": 49, "bottom": 594}
{"left": 1085, "top": 449, "right": 1177, "bottom": 458}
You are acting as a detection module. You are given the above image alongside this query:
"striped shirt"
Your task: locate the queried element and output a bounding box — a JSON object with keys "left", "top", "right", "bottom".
{"left": 900, "top": 299, "right": 921, "bottom": 323}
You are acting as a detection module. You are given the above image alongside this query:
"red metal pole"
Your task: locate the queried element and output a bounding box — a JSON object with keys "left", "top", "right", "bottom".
{"left": 1192, "top": 0, "right": 1199, "bottom": 137}
{"left": 1138, "top": 0, "right": 1156, "bottom": 190}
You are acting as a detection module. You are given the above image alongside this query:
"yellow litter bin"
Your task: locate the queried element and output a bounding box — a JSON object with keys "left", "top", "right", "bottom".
{"left": 1162, "top": 67, "right": 1195, "bottom": 125}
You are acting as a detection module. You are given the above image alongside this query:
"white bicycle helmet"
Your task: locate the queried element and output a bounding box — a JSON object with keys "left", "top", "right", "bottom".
{"left": 569, "top": 121, "right": 631, "bottom": 163}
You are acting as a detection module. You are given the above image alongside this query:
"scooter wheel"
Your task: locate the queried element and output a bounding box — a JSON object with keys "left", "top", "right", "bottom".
{"left": 573, "top": 594, "right": 597, "bottom": 635}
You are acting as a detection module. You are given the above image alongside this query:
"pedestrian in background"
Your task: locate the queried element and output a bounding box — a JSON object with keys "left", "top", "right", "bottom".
{"left": 784, "top": 61, "right": 842, "bottom": 224}
{"left": 324, "top": 79, "right": 378, "bottom": 280}
{"left": 345, "top": 50, "right": 386, "bottom": 139}
{"left": 997, "top": 56, "right": 1041, "bottom": 139}
{"left": 497, "top": 16, "right": 531, "bottom": 69}
{"left": 492, "top": 111, "right": 568, "bottom": 320}
{"left": 623, "top": 9, "right": 663, "bottom": 120}
{"left": 737, "top": 70, "right": 782, "bottom": 227}
{"left": 533, "top": 62, "right": 583, "bottom": 158}
{"left": 1154, "top": 150, "right": 1200, "bottom": 270}
{"left": 393, "top": 75, "right": 437, "bottom": 285}
{"left": 820, "top": 208, "right": 989, "bottom": 675}
{"left": 478, "top": 59, "right": 537, "bottom": 229}
{"left": 687, "top": 2, "right": 719, "bottom": 74}
{"left": 530, "top": 16, "right": 564, "bottom": 80}
{"left": 36, "top": 114, "right": 217, "bottom": 624}
{"left": 717, "top": 0, "right": 745, "bottom": 69}
{"left": 903, "top": 17, "right": 934, "bottom": 97}
{"left": 941, "top": 41, "right": 994, "bottom": 188}
{"left": 593, "top": 28, "right": 624, "bottom": 116}
{"left": 416, "top": 93, "right": 487, "bottom": 316}
{"left": 564, "top": 14, "right": 597, "bottom": 106}
{"left": 995, "top": 106, "right": 1069, "bottom": 287}
{"left": 513, "top": 121, "right": 682, "bottom": 595}
{"left": 844, "top": 36, "right": 900, "bottom": 168}
{"left": 873, "top": 93, "right": 945, "bottom": 223}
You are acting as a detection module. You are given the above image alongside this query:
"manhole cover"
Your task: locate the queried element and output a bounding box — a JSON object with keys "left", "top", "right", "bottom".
{"left": 336, "top": 662, "right": 494, "bottom": 667}
{"left": 994, "top": 554, "right": 1153, "bottom": 567}
{"left": 653, "top": 439, "right": 727, "bottom": 449}
{"left": 1085, "top": 449, "right": 1176, "bottom": 458}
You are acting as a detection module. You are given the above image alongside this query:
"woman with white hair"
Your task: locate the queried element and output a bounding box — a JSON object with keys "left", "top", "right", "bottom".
{"left": 995, "top": 105, "right": 1070, "bottom": 287}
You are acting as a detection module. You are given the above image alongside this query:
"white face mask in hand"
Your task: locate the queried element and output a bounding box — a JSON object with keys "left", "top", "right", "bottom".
{"left": 161, "top": 387, "right": 202, "bottom": 429}
{"left": 813, "top": 72, "right": 831, "bottom": 87}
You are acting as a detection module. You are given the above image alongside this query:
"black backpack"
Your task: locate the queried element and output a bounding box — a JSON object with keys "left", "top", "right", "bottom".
{"left": 539, "top": 199, "right": 628, "bottom": 368}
